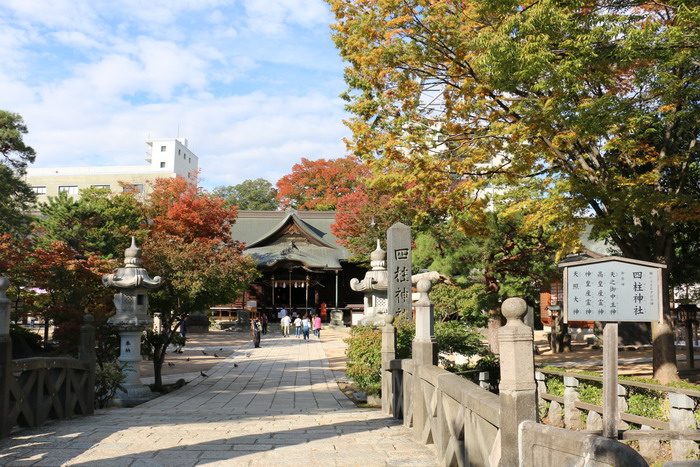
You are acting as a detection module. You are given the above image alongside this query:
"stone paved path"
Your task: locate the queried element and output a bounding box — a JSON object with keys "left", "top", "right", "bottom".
{"left": 0, "top": 332, "right": 437, "bottom": 466}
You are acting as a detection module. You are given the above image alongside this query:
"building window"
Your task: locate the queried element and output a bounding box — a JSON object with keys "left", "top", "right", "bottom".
{"left": 32, "top": 186, "right": 47, "bottom": 195}
{"left": 58, "top": 186, "right": 79, "bottom": 195}
{"left": 160, "top": 145, "right": 167, "bottom": 152}
{"left": 91, "top": 184, "right": 110, "bottom": 190}
{"left": 178, "top": 149, "right": 181, "bottom": 155}
{"left": 160, "top": 162, "right": 166, "bottom": 168}
{"left": 189, "top": 158, "right": 191, "bottom": 163}
{"left": 123, "top": 184, "right": 144, "bottom": 194}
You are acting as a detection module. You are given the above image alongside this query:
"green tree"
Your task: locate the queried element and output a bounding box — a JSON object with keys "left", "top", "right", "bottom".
{"left": 212, "top": 178, "right": 279, "bottom": 210}
{"left": 328, "top": 0, "right": 700, "bottom": 382}
{"left": 35, "top": 187, "right": 146, "bottom": 259}
{"left": 0, "top": 110, "right": 37, "bottom": 236}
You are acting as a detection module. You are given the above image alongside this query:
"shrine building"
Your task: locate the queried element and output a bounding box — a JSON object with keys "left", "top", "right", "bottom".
{"left": 211, "top": 210, "right": 365, "bottom": 321}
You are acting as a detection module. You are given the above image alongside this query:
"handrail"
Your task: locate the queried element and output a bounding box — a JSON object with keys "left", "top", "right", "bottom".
{"left": 12, "top": 357, "right": 91, "bottom": 372}
{"left": 537, "top": 367, "right": 700, "bottom": 398}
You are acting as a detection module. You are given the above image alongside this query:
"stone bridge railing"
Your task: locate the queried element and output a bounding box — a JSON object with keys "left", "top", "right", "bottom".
{"left": 0, "top": 277, "right": 96, "bottom": 438}
{"left": 382, "top": 280, "right": 649, "bottom": 467}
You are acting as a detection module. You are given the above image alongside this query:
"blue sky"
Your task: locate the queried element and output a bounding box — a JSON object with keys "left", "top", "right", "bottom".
{"left": 0, "top": 0, "right": 350, "bottom": 190}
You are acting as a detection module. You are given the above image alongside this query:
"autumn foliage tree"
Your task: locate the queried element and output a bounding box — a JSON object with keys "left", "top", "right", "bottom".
{"left": 328, "top": 0, "right": 700, "bottom": 382}
{"left": 276, "top": 156, "right": 371, "bottom": 211}
{"left": 141, "top": 176, "right": 259, "bottom": 390}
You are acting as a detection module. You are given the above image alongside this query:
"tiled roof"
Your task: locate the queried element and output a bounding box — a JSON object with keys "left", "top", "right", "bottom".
{"left": 230, "top": 210, "right": 350, "bottom": 268}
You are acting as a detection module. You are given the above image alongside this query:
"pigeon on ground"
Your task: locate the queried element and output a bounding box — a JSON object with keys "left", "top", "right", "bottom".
{"left": 168, "top": 362, "right": 175, "bottom": 367}
{"left": 219, "top": 348, "right": 223, "bottom": 351}
{"left": 214, "top": 353, "right": 219, "bottom": 358}
{"left": 186, "top": 357, "right": 190, "bottom": 362}
{"left": 202, "top": 350, "right": 208, "bottom": 355}
{"left": 246, "top": 353, "right": 250, "bottom": 357}
{"left": 234, "top": 363, "right": 238, "bottom": 368}
{"left": 200, "top": 371, "right": 208, "bottom": 377}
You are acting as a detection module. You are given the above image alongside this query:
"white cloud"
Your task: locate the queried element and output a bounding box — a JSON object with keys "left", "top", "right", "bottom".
{"left": 52, "top": 30, "right": 106, "bottom": 50}
{"left": 242, "top": 0, "right": 331, "bottom": 36}
{"left": 1, "top": 0, "right": 100, "bottom": 32}
{"left": 2, "top": 0, "right": 351, "bottom": 193}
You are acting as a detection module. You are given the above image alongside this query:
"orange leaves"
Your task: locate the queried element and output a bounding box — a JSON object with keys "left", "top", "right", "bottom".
{"left": 276, "top": 156, "right": 371, "bottom": 211}
{"left": 148, "top": 175, "right": 237, "bottom": 243}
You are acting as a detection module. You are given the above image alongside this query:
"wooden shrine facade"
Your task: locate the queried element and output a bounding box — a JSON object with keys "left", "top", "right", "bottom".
{"left": 214, "top": 210, "right": 365, "bottom": 319}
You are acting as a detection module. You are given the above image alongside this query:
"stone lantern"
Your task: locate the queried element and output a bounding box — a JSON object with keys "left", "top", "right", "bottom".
{"left": 350, "top": 240, "right": 389, "bottom": 325}
{"left": 103, "top": 237, "right": 162, "bottom": 404}
{"left": 676, "top": 304, "right": 698, "bottom": 369}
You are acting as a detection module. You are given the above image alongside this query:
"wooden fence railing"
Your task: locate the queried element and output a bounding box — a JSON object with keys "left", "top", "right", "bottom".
{"left": 1, "top": 280, "right": 96, "bottom": 439}
{"left": 533, "top": 368, "right": 700, "bottom": 460}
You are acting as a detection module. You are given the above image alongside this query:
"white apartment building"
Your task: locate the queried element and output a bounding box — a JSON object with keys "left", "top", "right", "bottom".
{"left": 24, "top": 138, "right": 199, "bottom": 204}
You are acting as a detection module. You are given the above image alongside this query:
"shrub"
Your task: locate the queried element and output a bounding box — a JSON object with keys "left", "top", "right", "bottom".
{"left": 344, "top": 313, "right": 414, "bottom": 390}
{"left": 95, "top": 361, "right": 126, "bottom": 408}
{"left": 434, "top": 319, "right": 489, "bottom": 369}
{"left": 344, "top": 312, "right": 490, "bottom": 390}
{"left": 9, "top": 324, "right": 43, "bottom": 353}
{"left": 345, "top": 325, "right": 382, "bottom": 389}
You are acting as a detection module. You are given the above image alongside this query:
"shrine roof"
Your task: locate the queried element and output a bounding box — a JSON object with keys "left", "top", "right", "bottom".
{"left": 230, "top": 210, "right": 350, "bottom": 269}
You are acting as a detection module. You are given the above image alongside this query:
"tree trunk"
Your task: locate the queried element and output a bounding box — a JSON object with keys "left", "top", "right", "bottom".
{"left": 153, "top": 345, "right": 164, "bottom": 390}
{"left": 653, "top": 269, "right": 679, "bottom": 383}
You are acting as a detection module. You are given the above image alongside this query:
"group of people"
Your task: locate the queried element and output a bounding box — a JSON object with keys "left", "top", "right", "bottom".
{"left": 278, "top": 308, "right": 322, "bottom": 340}
{"left": 250, "top": 307, "right": 323, "bottom": 347}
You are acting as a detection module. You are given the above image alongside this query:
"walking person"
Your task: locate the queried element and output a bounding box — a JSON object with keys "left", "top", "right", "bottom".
{"left": 294, "top": 315, "right": 302, "bottom": 338}
{"left": 301, "top": 313, "right": 311, "bottom": 341}
{"left": 175, "top": 315, "right": 187, "bottom": 353}
{"left": 313, "top": 314, "right": 322, "bottom": 339}
{"left": 261, "top": 313, "right": 268, "bottom": 335}
{"left": 251, "top": 317, "right": 262, "bottom": 348}
{"left": 281, "top": 314, "right": 291, "bottom": 337}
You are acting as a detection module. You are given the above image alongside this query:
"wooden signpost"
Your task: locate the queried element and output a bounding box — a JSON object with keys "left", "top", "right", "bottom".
{"left": 561, "top": 257, "right": 665, "bottom": 438}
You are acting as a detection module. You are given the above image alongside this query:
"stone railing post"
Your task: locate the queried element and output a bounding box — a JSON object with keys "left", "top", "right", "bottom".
{"left": 0, "top": 276, "right": 12, "bottom": 438}
{"left": 382, "top": 315, "right": 397, "bottom": 415}
{"left": 411, "top": 279, "right": 437, "bottom": 443}
{"left": 617, "top": 384, "right": 628, "bottom": 430}
{"left": 563, "top": 375, "right": 582, "bottom": 429}
{"left": 79, "top": 314, "right": 96, "bottom": 415}
{"left": 412, "top": 279, "right": 437, "bottom": 366}
{"left": 535, "top": 371, "right": 546, "bottom": 414}
{"left": 479, "top": 371, "right": 491, "bottom": 391}
{"left": 498, "top": 297, "right": 536, "bottom": 467}
{"left": 669, "top": 392, "right": 699, "bottom": 460}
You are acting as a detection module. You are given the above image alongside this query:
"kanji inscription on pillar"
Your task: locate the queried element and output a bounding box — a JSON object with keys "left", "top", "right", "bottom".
{"left": 563, "top": 257, "right": 664, "bottom": 323}
{"left": 387, "top": 222, "right": 412, "bottom": 317}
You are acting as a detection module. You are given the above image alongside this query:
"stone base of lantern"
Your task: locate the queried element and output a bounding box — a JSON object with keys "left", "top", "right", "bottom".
{"left": 111, "top": 328, "right": 156, "bottom": 407}
{"left": 112, "top": 384, "right": 157, "bottom": 407}
{"left": 330, "top": 310, "right": 345, "bottom": 327}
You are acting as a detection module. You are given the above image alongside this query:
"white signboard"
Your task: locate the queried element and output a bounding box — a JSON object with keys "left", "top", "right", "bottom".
{"left": 563, "top": 257, "right": 664, "bottom": 323}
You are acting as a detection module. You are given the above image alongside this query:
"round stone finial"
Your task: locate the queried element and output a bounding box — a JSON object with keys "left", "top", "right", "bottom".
{"left": 502, "top": 297, "right": 527, "bottom": 323}
{"left": 124, "top": 237, "right": 143, "bottom": 267}
{"left": 417, "top": 278, "right": 432, "bottom": 294}
{"left": 384, "top": 314, "right": 395, "bottom": 324}
{"left": 370, "top": 239, "right": 386, "bottom": 261}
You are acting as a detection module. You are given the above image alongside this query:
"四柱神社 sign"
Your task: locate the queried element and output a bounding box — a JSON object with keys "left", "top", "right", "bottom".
{"left": 387, "top": 222, "right": 412, "bottom": 317}
{"left": 563, "top": 257, "right": 665, "bottom": 323}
